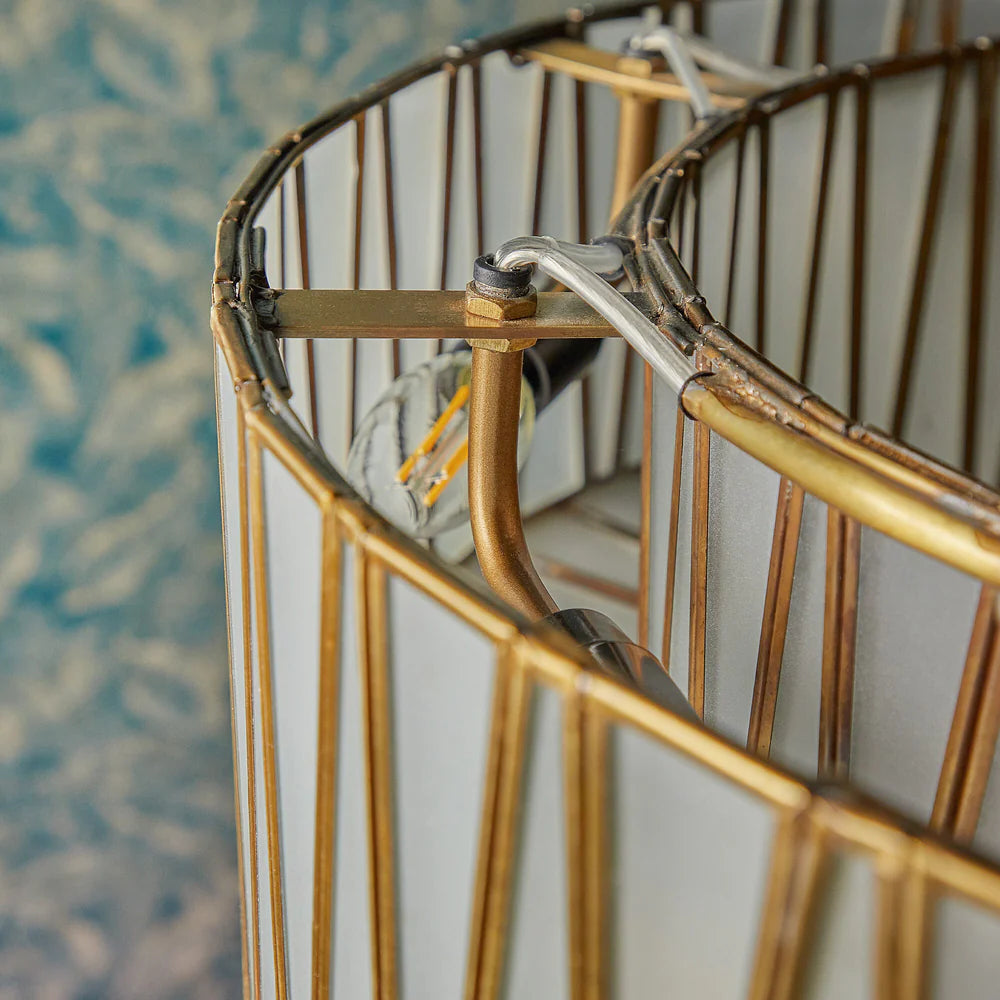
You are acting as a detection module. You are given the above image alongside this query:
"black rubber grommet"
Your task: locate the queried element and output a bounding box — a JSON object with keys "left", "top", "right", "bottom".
{"left": 473, "top": 253, "right": 532, "bottom": 296}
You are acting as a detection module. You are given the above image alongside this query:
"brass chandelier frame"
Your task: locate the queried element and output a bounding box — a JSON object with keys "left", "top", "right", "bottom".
{"left": 212, "top": 4, "right": 1000, "bottom": 999}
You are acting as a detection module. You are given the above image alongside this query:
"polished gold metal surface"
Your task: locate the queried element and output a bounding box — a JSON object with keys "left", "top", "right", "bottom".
{"left": 519, "top": 38, "right": 759, "bottom": 107}
{"left": 270, "top": 288, "right": 620, "bottom": 339}
{"left": 464, "top": 283, "right": 539, "bottom": 323}
{"left": 468, "top": 346, "right": 558, "bottom": 620}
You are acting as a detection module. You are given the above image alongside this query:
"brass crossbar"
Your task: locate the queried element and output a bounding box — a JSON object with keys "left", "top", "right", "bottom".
{"left": 518, "top": 39, "right": 762, "bottom": 107}
{"left": 268, "top": 288, "right": 623, "bottom": 339}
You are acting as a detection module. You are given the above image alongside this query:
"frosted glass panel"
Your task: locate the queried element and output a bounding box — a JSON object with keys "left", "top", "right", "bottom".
{"left": 851, "top": 531, "right": 980, "bottom": 823}
{"left": 931, "top": 893, "right": 1000, "bottom": 998}
{"left": 645, "top": 376, "right": 681, "bottom": 665}
{"left": 704, "top": 432, "right": 781, "bottom": 744}
{"left": 766, "top": 98, "right": 826, "bottom": 377}
{"left": 801, "top": 852, "right": 874, "bottom": 1000}
{"left": 769, "top": 492, "right": 826, "bottom": 777}
{"left": 902, "top": 63, "right": 976, "bottom": 470}
{"left": 386, "top": 577, "right": 496, "bottom": 999}
{"left": 609, "top": 725, "right": 775, "bottom": 1000}
{"left": 330, "top": 543, "right": 374, "bottom": 1000}
{"left": 502, "top": 684, "right": 569, "bottom": 1000}
{"left": 861, "top": 68, "right": 942, "bottom": 429}
{"left": 215, "top": 351, "right": 254, "bottom": 978}
{"left": 480, "top": 52, "right": 537, "bottom": 250}
{"left": 261, "top": 449, "right": 323, "bottom": 1000}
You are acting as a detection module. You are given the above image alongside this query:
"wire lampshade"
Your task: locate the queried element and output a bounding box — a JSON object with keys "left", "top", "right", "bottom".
{"left": 212, "top": 3, "right": 1000, "bottom": 998}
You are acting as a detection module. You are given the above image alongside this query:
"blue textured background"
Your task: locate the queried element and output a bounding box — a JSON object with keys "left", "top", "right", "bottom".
{"left": 0, "top": 1, "right": 559, "bottom": 994}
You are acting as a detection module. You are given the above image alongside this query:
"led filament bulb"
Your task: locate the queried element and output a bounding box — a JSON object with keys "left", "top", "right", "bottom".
{"left": 347, "top": 338, "right": 603, "bottom": 539}
{"left": 346, "top": 350, "right": 535, "bottom": 538}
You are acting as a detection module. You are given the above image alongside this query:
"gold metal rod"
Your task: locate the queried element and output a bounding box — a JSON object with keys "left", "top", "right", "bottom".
{"left": 798, "top": 89, "right": 839, "bottom": 384}
{"left": 875, "top": 862, "right": 928, "bottom": 1000}
{"left": 356, "top": 549, "right": 399, "bottom": 1000}
{"left": 270, "top": 289, "right": 621, "bottom": 340}
{"left": 660, "top": 408, "right": 686, "bottom": 670}
{"left": 682, "top": 385, "right": 1000, "bottom": 588}
{"left": 293, "top": 159, "right": 320, "bottom": 438}
{"left": 534, "top": 555, "right": 639, "bottom": 607}
{"left": 689, "top": 417, "right": 711, "bottom": 719}
{"left": 610, "top": 92, "right": 660, "bottom": 221}
{"left": 231, "top": 394, "right": 259, "bottom": 1000}
{"left": 638, "top": 361, "right": 653, "bottom": 646}
{"left": 891, "top": 58, "right": 958, "bottom": 438}
{"left": 247, "top": 430, "right": 290, "bottom": 1000}
{"left": 467, "top": 645, "right": 532, "bottom": 1000}
{"left": 749, "top": 478, "right": 804, "bottom": 758}
{"left": 819, "top": 510, "right": 860, "bottom": 780}
{"left": 468, "top": 347, "right": 558, "bottom": 620}
{"left": 519, "top": 39, "right": 759, "bottom": 106}
{"left": 311, "top": 511, "right": 342, "bottom": 1000}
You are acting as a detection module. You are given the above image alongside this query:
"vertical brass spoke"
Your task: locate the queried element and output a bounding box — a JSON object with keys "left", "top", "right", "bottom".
{"left": 311, "top": 512, "right": 342, "bottom": 1000}
{"left": 799, "top": 88, "right": 839, "bottom": 384}
{"left": 294, "top": 159, "right": 320, "bottom": 438}
{"left": 724, "top": 130, "right": 747, "bottom": 328}
{"left": 749, "top": 478, "right": 805, "bottom": 757}
{"left": 747, "top": 812, "right": 828, "bottom": 1000}
{"left": 440, "top": 68, "right": 458, "bottom": 290}
{"left": 574, "top": 79, "right": 589, "bottom": 242}
{"left": 564, "top": 696, "right": 608, "bottom": 1000}
{"left": 615, "top": 352, "right": 634, "bottom": 475}
{"left": 531, "top": 71, "right": 553, "bottom": 238}
{"left": 939, "top": 0, "right": 961, "bottom": 47}
{"left": 471, "top": 62, "right": 485, "bottom": 257}
{"left": 896, "top": 0, "right": 921, "bottom": 54}
{"left": 356, "top": 550, "right": 399, "bottom": 1000}
{"left": 639, "top": 362, "right": 653, "bottom": 648}
{"left": 876, "top": 863, "right": 929, "bottom": 1000}
{"left": 691, "top": 160, "right": 702, "bottom": 287}
{"left": 436, "top": 67, "right": 459, "bottom": 357}
{"left": 675, "top": 172, "right": 689, "bottom": 264}
{"left": 932, "top": 587, "right": 1000, "bottom": 842}
{"left": 660, "top": 409, "right": 686, "bottom": 670}
{"left": 756, "top": 119, "right": 770, "bottom": 354}
{"left": 892, "top": 59, "right": 958, "bottom": 439}
{"left": 814, "top": 0, "right": 829, "bottom": 66}
{"left": 464, "top": 649, "right": 530, "bottom": 1000}
{"left": 819, "top": 510, "right": 860, "bottom": 780}
{"left": 772, "top": 0, "right": 794, "bottom": 67}
{"left": 248, "top": 430, "right": 289, "bottom": 1000}
{"left": 351, "top": 114, "right": 366, "bottom": 434}
{"left": 380, "top": 100, "right": 401, "bottom": 379}
{"left": 850, "top": 75, "right": 870, "bottom": 420}
{"left": 965, "top": 45, "right": 995, "bottom": 472}
{"left": 238, "top": 403, "right": 263, "bottom": 1000}
{"left": 689, "top": 417, "right": 711, "bottom": 719}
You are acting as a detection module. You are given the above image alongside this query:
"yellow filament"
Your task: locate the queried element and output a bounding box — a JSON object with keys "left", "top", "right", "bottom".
{"left": 396, "top": 383, "right": 470, "bottom": 484}
{"left": 423, "top": 439, "right": 469, "bottom": 507}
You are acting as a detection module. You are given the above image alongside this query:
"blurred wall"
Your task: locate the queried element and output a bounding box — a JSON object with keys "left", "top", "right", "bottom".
{"left": 0, "top": 0, "right": 560, "bottom": 995}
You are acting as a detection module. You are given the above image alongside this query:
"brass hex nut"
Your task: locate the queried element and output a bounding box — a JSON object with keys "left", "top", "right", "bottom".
{"left": 465, "top": 336, "right": 538, "bottom": 353}
{"left": 465, "top": 281, "right": 538, "bottom": 322}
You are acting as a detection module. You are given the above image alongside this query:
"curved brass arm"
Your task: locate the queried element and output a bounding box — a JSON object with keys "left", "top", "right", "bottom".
{"left": 468, "top": 345, "right": 558, "bottom": 620}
